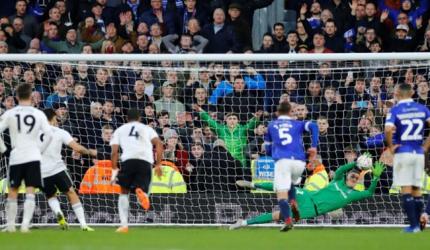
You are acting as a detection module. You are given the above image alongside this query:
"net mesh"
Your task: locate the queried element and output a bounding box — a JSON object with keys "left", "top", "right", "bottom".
{"left": 1, "top": 56, "right": 429, "bottom": 226}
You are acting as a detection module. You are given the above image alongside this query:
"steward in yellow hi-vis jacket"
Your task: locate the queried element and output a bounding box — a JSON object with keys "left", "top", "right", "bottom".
{"left": 151, "top": 161, "right": 187, "bottom": 193}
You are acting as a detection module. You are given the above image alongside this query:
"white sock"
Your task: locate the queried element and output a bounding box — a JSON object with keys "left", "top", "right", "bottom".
{"left": 72, "top": 202, "right": 87, "bottom": 228}
{"left": 118, "top": 194, "right": 129, "bottom": 227}
{"left": 21, "top": 194, "right": 36, "bottom": 229}
{"left": 48, "top": 197, "right": 63, "bottom": 216}
{"left": 6, "top": 198, "right": 18, "bottom": 228}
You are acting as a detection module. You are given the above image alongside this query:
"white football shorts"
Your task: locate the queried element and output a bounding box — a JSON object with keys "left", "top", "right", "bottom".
{"left": 274, "top": 159, "right": 306, "bottom": 192}
{"left": 393, "top": 153, "right": 425, "bottom": 187}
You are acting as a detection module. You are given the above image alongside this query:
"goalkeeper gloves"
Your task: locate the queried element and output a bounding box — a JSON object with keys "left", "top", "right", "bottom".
{"left": 362, "top": 152, "right": 372, "bottom": 158}
{"left": 372, "top": 161, "right": 385, "bottom": 178}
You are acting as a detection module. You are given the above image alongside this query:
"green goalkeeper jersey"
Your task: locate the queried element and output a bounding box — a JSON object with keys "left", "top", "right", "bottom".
{"left": 307, "top": 162, "right": 378, "bottom": 216}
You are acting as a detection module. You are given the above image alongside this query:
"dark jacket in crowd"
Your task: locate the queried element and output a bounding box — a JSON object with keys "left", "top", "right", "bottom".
{"left": 201, "top": 23, "right": 240, "bottom": 53}
{"left": 188, "top": 145, "right": 246, "bottom": 192}
{"left": 88, "top": 82, "right": 116, "bottom": 104}
{"left": 139, "top": 9, "right": 176, "bottom": 35}
{"left": 324, "top": 34, "right": 344, "bottom": 53}
{"left": 220, "top": 89, "right": 260, "bottom": 123}
{"left": 68, "top": 96, "right": 91, "bottom": 121}
{"left": 272, "top": 36, "right": 287, "bottom": 53}
{"left": 197, "top": 0, "right": 274, "bottom": 26}
{"left": 227, "top": 17, "right": 252, "bottom": 51}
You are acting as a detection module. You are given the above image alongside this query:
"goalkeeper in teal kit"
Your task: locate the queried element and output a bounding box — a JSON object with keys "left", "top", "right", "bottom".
{"left": 230, "top": 158, "right": 386, "bottom": 229}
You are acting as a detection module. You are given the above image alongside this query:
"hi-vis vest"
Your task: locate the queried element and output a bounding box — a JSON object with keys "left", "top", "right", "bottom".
{"left": 389, "top": 173, "right": 430, "bottom": 194}
{"left": 304, "top": 164, "right": 329, "bottom": 192}
{"left": 151, "top": 161, "right": 187, "bottom": 194}
{"left": 0, "top": 179, "right": 40, "bottom": 193}
{"left": 250, "top": 156, "right": 275, "bottom": 193}
{"left": 79, "top": 160, "right": 121, "bottom": 194}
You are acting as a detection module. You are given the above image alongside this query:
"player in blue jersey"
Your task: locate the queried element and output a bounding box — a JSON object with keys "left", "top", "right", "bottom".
{"left": 385, "top": 83, "right": 430, "bottom": 233}
{"left": 264, "top": 101, "right": 319, "bottom": 232}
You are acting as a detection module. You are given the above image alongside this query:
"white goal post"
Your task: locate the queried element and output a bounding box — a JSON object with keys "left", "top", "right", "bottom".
{"left": 1, "top": 52, "right": 430, "bottom": 228}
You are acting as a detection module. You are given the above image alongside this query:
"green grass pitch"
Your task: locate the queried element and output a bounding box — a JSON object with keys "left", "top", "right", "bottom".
{"left": 1, "top": 227, "right": 429, "bottom": 250}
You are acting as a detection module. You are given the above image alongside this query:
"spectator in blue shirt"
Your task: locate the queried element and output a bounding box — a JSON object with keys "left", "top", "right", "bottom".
{"left": 45, "top": 77, "right": 71, "bottom": 108}
{"left": 209, "top": 63, "right": 265, "bottom": 104}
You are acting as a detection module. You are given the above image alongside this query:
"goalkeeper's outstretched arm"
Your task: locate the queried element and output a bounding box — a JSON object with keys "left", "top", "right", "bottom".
{"left": 344, "top": 161, "right": 385, "bottom": 202}
{"left": 333, "top": 162, "right": 357, "bottom": 181}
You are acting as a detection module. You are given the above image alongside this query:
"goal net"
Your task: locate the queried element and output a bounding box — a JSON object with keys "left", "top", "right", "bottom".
{"left": 0, "top": 53, "right": 429, "bottom": 227}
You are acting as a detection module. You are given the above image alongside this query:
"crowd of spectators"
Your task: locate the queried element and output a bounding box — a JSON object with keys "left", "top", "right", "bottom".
{"left": 0, "top": 0, "right": 430, "bottom": 194}
{"left": 0, "top": 0, "right": 428, "bottom": 54}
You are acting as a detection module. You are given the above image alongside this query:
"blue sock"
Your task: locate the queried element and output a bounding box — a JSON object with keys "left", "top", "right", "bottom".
{"left": 414, "top": 196, "right": 424, "bottom": 222}
{"left": 402, "top": 194, "right": 418, "bottom": 228}
{"left": 278, "top": 199, "right": 291, "bottom": 223}
{"left": 288, "top": 185, "right": 296, "bottom": 202}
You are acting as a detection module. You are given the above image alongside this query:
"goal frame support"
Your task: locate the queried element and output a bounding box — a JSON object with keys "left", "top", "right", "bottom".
{"left": 0, "top": 52, "right": 429, "bottom": 62}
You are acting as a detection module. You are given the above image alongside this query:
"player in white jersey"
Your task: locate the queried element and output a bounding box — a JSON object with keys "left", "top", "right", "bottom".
{"left": 40, "top": 109, "right": 97, "bottom": 231}
{"left": 0, "top": 83, "right": 52, "bottom": 233}
{"left": 110, "top": 109, "right": 163, "bottom": 233}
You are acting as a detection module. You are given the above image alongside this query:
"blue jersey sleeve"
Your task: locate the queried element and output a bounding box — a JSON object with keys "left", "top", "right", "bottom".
{"left": 385, "top": 109, "right": 396, "bottom": 127}
{"left": 304, "top": 120, "right": 319, "bottom": 148}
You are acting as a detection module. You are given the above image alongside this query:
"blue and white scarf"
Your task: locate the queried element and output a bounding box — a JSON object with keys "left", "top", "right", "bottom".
{"left": 127, "top": 0, "right": 140, "bottom": 18}
{"left": 162, "top": 0, "right": 184, "bottom": 11}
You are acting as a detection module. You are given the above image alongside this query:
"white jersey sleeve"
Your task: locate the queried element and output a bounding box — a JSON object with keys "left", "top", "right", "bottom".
{"left": 110, "top": 129, "right": 120, "bottom": 145}
{"left": 60, "top": 129, "right": 74, "bottom": 145}
{"left": 144, "top": 126, "right": 158, "bottom": 141}
{"left": 0, "top": 110, "right": 11, "bottom": 133}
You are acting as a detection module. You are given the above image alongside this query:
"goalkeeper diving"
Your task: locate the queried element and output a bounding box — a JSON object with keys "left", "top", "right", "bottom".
{"left": 230, "top": 156, "right": 385, "bottom": 229}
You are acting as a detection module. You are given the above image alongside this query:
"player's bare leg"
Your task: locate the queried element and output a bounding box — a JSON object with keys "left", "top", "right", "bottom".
{"left": 277, "top": 190, "right": 293, "bottom": 232}
{"left": 21, "top": 187, "right": 36, "bottom": 233}
{"left": 66, "top": 188, "right": 93, "bottom": 231}
{"left": 420, "top": 212, "right": 428, "bottom": 230}
{"left": 116, "top": 188, "right": 130, "bottom": 233}
{"left": 3, "top": 188, "right": 18, "bottom": 233}
{"left": 47, "top": 195, "right": 68, "bottom": 230}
